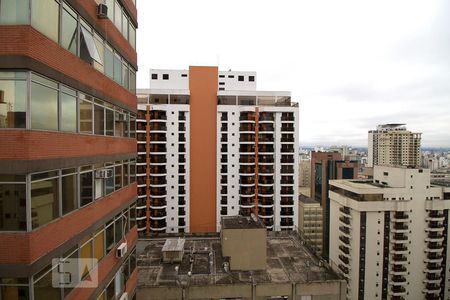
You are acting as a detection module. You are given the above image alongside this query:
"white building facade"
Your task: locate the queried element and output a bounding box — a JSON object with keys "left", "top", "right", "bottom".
{"left": 329, "top": 166, "right": 450, "bottom": 300}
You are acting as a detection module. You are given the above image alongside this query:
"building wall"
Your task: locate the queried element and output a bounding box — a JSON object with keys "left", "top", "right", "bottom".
{"left": 221, "top": 228, "right": 267, "bottom": 271}
{"left": 329, "top": 166, "right": 450, "bottom": 299}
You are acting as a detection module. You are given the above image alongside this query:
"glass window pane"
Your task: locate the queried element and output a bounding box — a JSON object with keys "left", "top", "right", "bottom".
{"left": 113, "top": 54, "right": 122, "bottom": 84}
{"left": 31, "top": 0, "right": 59, "bottom": 42}
{"left": 1, "top": 285, "right": 29, "bottom": 299}
{"left": 60, "top": 92, "right": 77, "bottom": 132}
{"left": 106, "top": 278, "right": 115, "bottom": 300}
{"left": 129, "top": 69, "right": 136, "bottom": 94}
{"left": 94, "top": 229, "right": 105, "bottom": 261}
{"left": 0, "top": 79, "right": 27, "bottom": 128}
{"left": 114, "top": 215, "right": 122, "bottom": 243}
{"left": 114, "top": 111, "right": 125, "bottom": 137}
{"left": 129, "top": 160, "right": 136, "bottom": 183}
{"left": 129, "top": 24, "right": 136, "bottom": 49}
{"left": 80, "top": 27, "right": 102, "bottom": 64}
{"left": 105, "top": 109, "right": 114, "bottom": 136}
{"left": 31, "top": 178, "right": 59, "bottom": 229}
{"left": 0, "top": 183, "right": 26, "bottom": 231}
{"left": 93, "top": 34, "right": 104, "bottom": 73}
{"left": 79, "top": 99, "right": 92, "bottom": 134}
{"left": 114, "top": 1, "right": 121, "bottom": 30}
{"left": 115, "top": 164, "right": 122, "bottom": 190}
{"left": 62, "top": 174, "right": 77, "bottom": 215}
{"left": 122, "top": 14, "right": 128, "bottom": 39}
{"left": 122, "top": 64, "right": 129, "bottom": 90}
{"left": 94, "top": 104, "right": 104, "bottom": 135}
{"left": 129, "top": 205, "right": 136, "bottom": 228}
{"left": 123, "top": 162, "right": 129, "bottom": 187}
{"left": 104, "top": 46, "right": 114, "bottom": 79}
{"left": 130, "top": 248, "right": 136, "bottom": 274}
{"left": 31, "top": 82, "right": 58, "bottom": 130}
{"left": 80, "top": 238, "right": 93, "bottom": 278}
{"left": 105, "top": 221, "right": 114, "bottom": 253}
{"left": 105, "top": 0, "right": 113, "bottom": 20}
{"left": 33, "top": 269, "right": 61, "bottom": 300}
{"left": 129, "top": 114, "right": 136, "bottom": 138}
{"left": 61, "top": 6, "right": 78, "bottom": 55}
{"left": 105, "top": 168, "right": 114, "bottom": 195}
{"left": 0, "top": 0, "right": 29, "bottom": 24}
{"left": 80, "top": 172, "right": 93, "bottom": 206}
{"left": 95, "top": 177, "right": 104, "bottom": 200}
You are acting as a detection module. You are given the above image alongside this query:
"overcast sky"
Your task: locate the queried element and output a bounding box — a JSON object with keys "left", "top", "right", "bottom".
{"left": 136, "top": 0, "right": 450, "bottom": 148}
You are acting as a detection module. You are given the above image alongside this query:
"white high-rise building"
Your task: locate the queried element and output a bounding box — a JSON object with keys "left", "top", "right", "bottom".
{"left": 136, "top": 66, "right": 299, "bottom": 234}
{"left": 329, "top": 166, "right": 450, "bottom": 300}
{"left": 368, "top": 124, "right": 421, "bottom": 168}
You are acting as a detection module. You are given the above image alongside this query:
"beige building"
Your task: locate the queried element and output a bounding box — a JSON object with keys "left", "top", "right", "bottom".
{"left": 298, "top": 194, "right": 323, "bottom": 255}
{"left": 329, "top": 166, "right": 450, "bottom": 300}
{"left": 299, "top": 160, "right": 311, "bottom": 187}
{"left": 137, "top": 216, "right": 346, "bottom": 300}
{"left": 368, "top": 124, "right": 421, "bottom": 168}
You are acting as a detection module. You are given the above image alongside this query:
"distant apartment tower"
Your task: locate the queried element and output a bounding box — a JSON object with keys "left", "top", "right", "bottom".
{"left": 368, "top": 124, "right": 421, "bottom": 168}
{"left": 136, "top": 67, "right": 299, "bottom": 234}
{"left": 0, "top": 1, "right": 138, "bottom": 299}
{"left": 298, "top": 194, "right": 323, "bottom": 254}
{"left": 311, "top": 152, "right": 359, "bottom": 259}
{"left": 299, "top": 159, "right": 311, "bottom": 187}
{"left": 329, "top": 166, "right": 450, "bottom": 300}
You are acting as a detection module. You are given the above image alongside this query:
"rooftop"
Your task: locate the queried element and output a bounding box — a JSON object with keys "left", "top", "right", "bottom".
{"left": 299, "top": 194, "right": 320, "bottom": 204}
{"left": 221, "top": 215, "right": 265, "bottom": 230}
{"left": 137, "top": 232, "right": 340, "bottom": 288}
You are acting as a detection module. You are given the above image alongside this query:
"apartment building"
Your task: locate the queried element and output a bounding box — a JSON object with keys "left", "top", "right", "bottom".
{"left": 298, "top": 194, "right": 323, "bottom": 254}
{"left": 0, "top": 0, "right": 138, "bottom": 299}
{"left": 136, "top": 67, "right": 299, "bottom": 234}
{"left": 299, "top": 159, "right": 311, "bottom": 187}
{"left": 368, "top": 124, "right": 421, "bottom": 168}
{"left": 329, "top": 166, "right": 450, "bottom": 300}
{"left": 311, "top": 151, "right": 359, "bottom": 259}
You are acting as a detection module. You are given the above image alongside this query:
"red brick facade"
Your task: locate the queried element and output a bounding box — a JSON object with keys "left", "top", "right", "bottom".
{"left": 0, "top": 183, "right": 136, "bottom": 264}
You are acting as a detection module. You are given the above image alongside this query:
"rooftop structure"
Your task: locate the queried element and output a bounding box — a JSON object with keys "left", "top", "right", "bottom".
{"left": 137, "top": 232, "right": 345, "bottom": 300}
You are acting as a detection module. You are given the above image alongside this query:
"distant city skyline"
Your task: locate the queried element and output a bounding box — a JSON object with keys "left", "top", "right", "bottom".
{"left": 136, "top": 0, "right": 450, "bottom": 148}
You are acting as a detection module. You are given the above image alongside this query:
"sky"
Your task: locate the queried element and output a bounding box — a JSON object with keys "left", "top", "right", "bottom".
{"left": 136, "top": 0, "right": 450, "bottom": 148}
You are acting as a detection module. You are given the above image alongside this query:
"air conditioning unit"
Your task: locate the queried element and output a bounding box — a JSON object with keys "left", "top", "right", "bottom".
{"left": 97, "top": 4, "right": 108, "bottom": 19}
{"left": 118, "top": 293, "right": 129, "bottom": 300}
{"left": 116, "top": 242, "right": 127, "bottom": 258}
{"left": 95, "top": 169, "right": 113, "bottom": 179}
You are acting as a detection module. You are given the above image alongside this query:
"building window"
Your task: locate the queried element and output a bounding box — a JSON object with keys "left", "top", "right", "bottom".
{"left": 104, "top": 45, "right": 114, "bottom": 79}
{"left": 181, "top": 74, "right": 188, "bottom": 77}
{"left": 94, "top": 103, "right": 105, "bottom": 135}
{"left": 31, "top": 78, "right": 58, "bottom": 131}
{"left": 79, "top": 97, "right": 93, "bottom": 134}
{"left": 249, "top": 76, "right": 255, "bottom": 82}
{"left": 61, "top": 4, "right": 78, "bottom": 55}
{"left": 238, "top": 75, "right": 244, "bottom": 81}
{"left": 31, "top": 172, "right": 60, "bottom": 229}
{"left": 151, "top": 73, "right": 158, "bottom": 80}
{"left": 61, "top": 170, "right": 78, "bottom": 215}
{"left": 0, "top": 73, "right": 27, "bottom": 128}
{"left": 80, "top": 171, "right": 93, "bottom": 206}
{"left": 163, "top": 74, "right": 169, "bottom": 80}
{"left": 60, "top": 87, "right": 77, "bottom": 132}
{"left": 105, "top": 108, "right": 114, "bottom": 136}
{"left": 105, "top": 220, "right": 115, "bottom": 253}
{"left": 0, "top": 0, "right": 29, "bottom": 25}
{"left": 31, "top": 0, "right": 59, "bottom": 42}
{"left": 0, "top": 176, "right": 26, "bottom": 231}
{"left": 94, "top": 228, "right": 105, "bottom": 261}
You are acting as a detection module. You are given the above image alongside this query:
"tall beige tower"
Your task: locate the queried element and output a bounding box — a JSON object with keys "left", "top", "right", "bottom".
{"left": 368, "top": 124, "right": 421, "bottom": 168}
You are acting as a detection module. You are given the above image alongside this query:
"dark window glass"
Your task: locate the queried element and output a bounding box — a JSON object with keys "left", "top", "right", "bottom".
{"left": 0, "top": 79, "right": 27, "bottom": 128}
{"left": 105, "top": 221, "right": 114, "bottom": 253}
{"left": 151, "top": 73, "right": 158, "bottom": 80}
{"left": 62, "top": 174, "right": 77, "bottom": 215}
{"left": 238, "top": 75, "right": 244, "bottom": 81}
{"left": 0, "top": 183, "right": 26, "bottom": 231}
{"left": 249, "top": 76, "right": 255, "bottom": 82}
{"left": 115, "top": 215, "right": 123, "bottom": 243}
{"left": 31, "top": 178, "right": 59, "bottom": 229}
{"left": 115, "top": 164, "right": 122, "bottom": 190}
{"left": 123, "top": 162, "right": 129, "bottom": 187}
{"left": 106, "top": 278, "right": 115, "bottom": 300}
{"left": 163, "top": 74, "right": 169, "bottom": 80}
{"left": 105, "top": 168, "right": 114, "bottom": 195}
{"left": 94, "top": 104, "right": 104, "bottom": 135}
{"left": 113, "top": 54, "right": 122, "bottom": 84}
{"left": 80, "top": 172, "right": 93, "bottom": 206}
{"left": 104, "top": 46, "right": 114, "bottom": 79}
{"left": 33, "top": 269, "right": 61, "bottom": 300}
{"left": 105, "top": 109, "right": 114, "bottom": 136}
